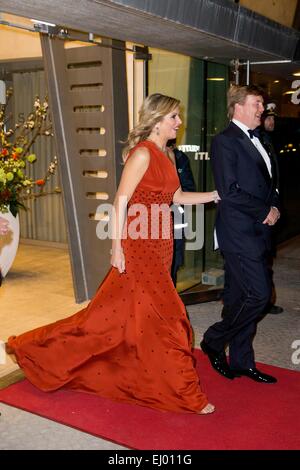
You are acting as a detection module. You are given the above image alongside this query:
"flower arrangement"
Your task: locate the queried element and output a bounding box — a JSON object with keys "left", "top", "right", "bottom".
{"left": 0, "top": 88, "right": 58, "bottom": 217}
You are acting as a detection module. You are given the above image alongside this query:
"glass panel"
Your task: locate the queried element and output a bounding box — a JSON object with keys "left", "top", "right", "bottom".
{"left": 148, "top": 50, "right": 229, "bottom": 293}
{"left": 148, "top": 50, "right": 204, "bottom": 291}
{"left": 181, "top": 58, "right": 206, "bottom": 291}
{"left": 204, "top": 63, "right": 229, "bottom": 272}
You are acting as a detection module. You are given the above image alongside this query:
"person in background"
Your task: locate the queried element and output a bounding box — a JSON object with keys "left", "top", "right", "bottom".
{"left": 201, "top": 85, "right": 280, "bottom": 384}
{"left": 168, "top": 140, "right": 196, "bottom": 286}
{"left": 259, "top": 102, "right": 283, "bottom": 315}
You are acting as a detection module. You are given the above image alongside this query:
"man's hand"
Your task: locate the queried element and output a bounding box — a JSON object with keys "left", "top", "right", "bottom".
{"left": 262, "top": 207, "right": 280, "bottom": 226}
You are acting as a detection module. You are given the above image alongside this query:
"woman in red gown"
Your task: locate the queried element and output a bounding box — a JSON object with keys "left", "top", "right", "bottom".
{"left": 7, "top": 94, "right": 218, "bottom": 414}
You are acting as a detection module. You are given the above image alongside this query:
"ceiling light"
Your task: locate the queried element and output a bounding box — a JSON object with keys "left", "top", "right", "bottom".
{"left": 30, "top": 19, "right": 56, "bottom": 27}
{"left": 206, "top": 78, "right": 225, "bottom": 81}
{"left": 292, "top": 72, "right": 300, "bottom": 77}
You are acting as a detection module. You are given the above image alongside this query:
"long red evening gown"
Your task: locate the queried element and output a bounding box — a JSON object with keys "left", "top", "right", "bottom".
{"left": 7, "top": 140, "right": 208, "bottom": 413}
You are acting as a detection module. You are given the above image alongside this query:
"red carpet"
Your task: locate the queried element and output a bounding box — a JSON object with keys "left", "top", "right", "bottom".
{"left": 1, "top": 350, "right": 299, "bottom": 450}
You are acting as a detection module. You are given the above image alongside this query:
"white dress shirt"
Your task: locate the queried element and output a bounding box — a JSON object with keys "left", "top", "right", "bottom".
{"left": 232, "top": 119, "right": 272, "bottom": 177}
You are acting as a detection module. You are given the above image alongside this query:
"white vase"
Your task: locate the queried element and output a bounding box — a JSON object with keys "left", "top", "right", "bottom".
{"left": 0, "top": 210, "right": 20, "bottom": 278}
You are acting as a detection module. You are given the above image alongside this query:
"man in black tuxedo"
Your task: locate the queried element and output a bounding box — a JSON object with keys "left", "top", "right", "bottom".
{"left": 201, "top": 85, "right": 280, "bottom": 383}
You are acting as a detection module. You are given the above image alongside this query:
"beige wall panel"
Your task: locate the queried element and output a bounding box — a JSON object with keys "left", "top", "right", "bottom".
{"left": 240, "top": 0, "right": 298, "bottom": 27}
{"left": 149, "top": 48, "right": 190, "bottom": 143}
{"left": 76, "top": 134, "right": 108, "bottom": 148}
{"left": 0, "top": 14, "right": 90, "bottom": 60}
{"left": 0, "top": 25, "right": 42, "bottom": 59}
{"left": 67, "top": 68, "right": 104, "bottom": 85}
{"left": 73, "top": 114, "right": 106, "bottom": 127}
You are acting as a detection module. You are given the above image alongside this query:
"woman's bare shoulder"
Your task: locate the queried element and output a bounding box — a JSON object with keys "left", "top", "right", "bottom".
{"left": 128, "top": 145, "right": 151, "bottom": 164}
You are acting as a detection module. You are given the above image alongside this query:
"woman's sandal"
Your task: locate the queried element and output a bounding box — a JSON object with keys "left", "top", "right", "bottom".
{"left": 198, "top": 403, "right": 215, "bottom": 415}
{"left": 5, "top": 343, "right": 15, "bottom": 355}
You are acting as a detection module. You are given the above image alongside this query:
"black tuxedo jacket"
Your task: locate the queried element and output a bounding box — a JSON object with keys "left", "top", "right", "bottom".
{"left": 174, "top": 148, "right": 196, "bottom": 192}
{"left": 211, "top": 121, "right": 280, "bottom": 258}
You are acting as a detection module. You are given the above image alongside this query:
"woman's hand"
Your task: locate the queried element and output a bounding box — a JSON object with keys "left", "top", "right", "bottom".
{"left": 173, "top": 187, "right": 221, "bottom": 205}
{"left": 212, "top": 190, "right": 221, "bottom": 203}
{"left": 110, "top": 246, "right": 126, "bottom": 274}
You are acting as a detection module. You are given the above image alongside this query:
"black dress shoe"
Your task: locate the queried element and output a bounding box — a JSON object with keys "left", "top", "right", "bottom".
{"left": 267, "top": 305, "right": 284, "bottom": 315}
{"left": 231, "top": 367, "right": 277, "bottom": 383}
{"left": 200, "top": 340, "right": 235, "bottom": 380}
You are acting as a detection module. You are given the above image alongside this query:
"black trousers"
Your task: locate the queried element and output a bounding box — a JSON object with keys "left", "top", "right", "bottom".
{"left": 222, "top": 252, "right": 275, "bottom": 312}
{"left": 203, "top": 251, "right": 271, "bottom": 370}
{"left": 171, "top": 237, "right": 184, "bottom": 286}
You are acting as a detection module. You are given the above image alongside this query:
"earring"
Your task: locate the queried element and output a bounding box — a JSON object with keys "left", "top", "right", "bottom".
{"left": 155, "top": 126, "right": 160, "bottom": 136}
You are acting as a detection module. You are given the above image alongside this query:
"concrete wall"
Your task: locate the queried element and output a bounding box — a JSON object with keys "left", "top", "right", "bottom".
{"left": 0, "top": 14, "right": 42, "bottom": 59}
{"left": 240, "top": 0, "right": 298, "bottom": 27}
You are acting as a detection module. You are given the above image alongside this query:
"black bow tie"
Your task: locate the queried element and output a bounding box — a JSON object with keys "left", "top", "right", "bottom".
{"left": 248, "top": 128, "right": 261, "bottom": 139}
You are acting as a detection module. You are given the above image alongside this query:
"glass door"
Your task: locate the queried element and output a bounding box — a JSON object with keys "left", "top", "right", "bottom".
{"left": 148, "top": 49, "right": 229, "bottom": 302}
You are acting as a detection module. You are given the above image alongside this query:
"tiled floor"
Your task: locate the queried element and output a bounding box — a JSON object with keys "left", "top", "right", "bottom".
{"left": 0, "top": 237, "right": 299, "bottom": 449}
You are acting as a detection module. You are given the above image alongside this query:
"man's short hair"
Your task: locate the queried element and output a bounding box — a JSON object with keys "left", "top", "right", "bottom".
{"left": 227, "top": 84, "right": 264, "bottom": 119}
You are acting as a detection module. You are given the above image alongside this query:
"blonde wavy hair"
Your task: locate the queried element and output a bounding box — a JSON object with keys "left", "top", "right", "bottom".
{"left": 122, "top": 93, "right": 180, "bottom": 161}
